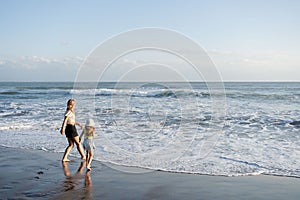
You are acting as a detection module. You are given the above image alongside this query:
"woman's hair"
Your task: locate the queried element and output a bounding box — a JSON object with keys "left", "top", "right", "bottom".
{"left": 67, "top": 99, "right": 75, "bottom": 111}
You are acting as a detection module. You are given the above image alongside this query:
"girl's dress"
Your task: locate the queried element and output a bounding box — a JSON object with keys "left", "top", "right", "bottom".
{"left": 82, "top": 127, "right": 95, "bottom": 152}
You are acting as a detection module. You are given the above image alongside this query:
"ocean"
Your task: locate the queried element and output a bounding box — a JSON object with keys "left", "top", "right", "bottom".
{"left": 0, "top": 82, "right": 300, "bottom": 177}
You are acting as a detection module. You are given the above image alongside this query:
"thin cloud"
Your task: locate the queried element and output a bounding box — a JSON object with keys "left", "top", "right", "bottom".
{"left": 0, "top": 55, "right": 84, "bottom": 81}
{"left": 60, "top": 40, "right": 72, "bottom": 47}
{"left": 208, "top": 50, "right": 300, "bottom": 81}
{"left": 209, "top": 50, "right": 299, "bottom": 68}
{"left": 0, "top": 60, "right": 5, "bottom": 65}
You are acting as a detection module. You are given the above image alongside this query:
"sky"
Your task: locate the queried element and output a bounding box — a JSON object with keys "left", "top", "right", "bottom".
{"left": 0, "top": 0, "right": 299, "bottom": 81}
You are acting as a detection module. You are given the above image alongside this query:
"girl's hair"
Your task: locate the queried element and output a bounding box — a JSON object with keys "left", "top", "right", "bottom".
{"left": 85, "top": 126, "right": 95, "bottom": 136}
{"left": 67, "top": 99, "right": 75, "bottom": 111}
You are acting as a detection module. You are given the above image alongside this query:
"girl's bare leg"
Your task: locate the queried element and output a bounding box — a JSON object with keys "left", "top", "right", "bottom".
{"left": 86, "top": 151, "right": 93, "bottom": 171}
{"left": 62, "top": 138, "right": 74, "bottom": 162}
{"left": 86, "top": 152, "right": 90, "bottom": 169}
{"left": 73, "top": 136, "right": 86, "bottom": 160}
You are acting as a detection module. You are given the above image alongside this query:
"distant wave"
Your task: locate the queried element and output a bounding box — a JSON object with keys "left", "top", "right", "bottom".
{"left": 290, "top": 120, "right": 300, "bottom": 126}
{"left": 0, "top": 88, "right": 70, "bottom": 97}
{"left": 16, "top": 86, "right": 74, "bottom": 90}
{"left": 2, "top": 84, "right": 298, "bottom": 101}
{"left": 0, "top": 91, "right": 21, "bottom": 95}
{"left": 0, "top": 110, "right": 31, "bottom": 118}
{"left": 225, "top": 92, "right": 299, "bottom": 101}
{"left": 69, "top": 88, "right": 300, "bottom": 100}
{"left": 0, "top": 125, "right": 33, "bottom": 131}
{"left": 70, "top": 88, "right": 211, "bottom": 98}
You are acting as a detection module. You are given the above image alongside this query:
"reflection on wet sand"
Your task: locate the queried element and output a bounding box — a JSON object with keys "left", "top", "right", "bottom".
{"left": 62, "top": 161, "right": 85, "bottom": 191}
{"left": 59, "top": 161, "right": 93, "bottom": 199}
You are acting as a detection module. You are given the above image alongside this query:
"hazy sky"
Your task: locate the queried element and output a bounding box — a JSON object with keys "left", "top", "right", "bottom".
{"left": 0, "top": 0, "right": 299, "bottom": 81}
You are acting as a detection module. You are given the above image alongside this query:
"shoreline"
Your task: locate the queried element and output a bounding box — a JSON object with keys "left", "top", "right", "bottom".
{"left": 1, "top": 146, "right": 300, "bottom": 199}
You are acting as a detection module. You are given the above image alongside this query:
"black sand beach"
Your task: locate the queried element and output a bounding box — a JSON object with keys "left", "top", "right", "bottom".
{"left": 0, "top": 146, "right": 299, "bottom": 200}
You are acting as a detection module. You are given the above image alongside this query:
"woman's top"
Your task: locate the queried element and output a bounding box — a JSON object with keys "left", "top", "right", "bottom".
{"left": 65, "top": 110, "right": 75, "bottom": 125}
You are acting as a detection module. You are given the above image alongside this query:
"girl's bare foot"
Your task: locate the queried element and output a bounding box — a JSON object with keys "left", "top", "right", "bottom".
{"left": 62, "top": 159, "right": 71, "bottom": 162}
{"left": 87, "top": 165, "right": 91, "bottom": 171}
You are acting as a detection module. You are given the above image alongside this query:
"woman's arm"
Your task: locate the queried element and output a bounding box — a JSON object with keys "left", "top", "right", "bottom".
{"left": 60, "top": 116, "right": 68, "bottom": 135}
{"left": 79, "top": 128, "right": 84, "bottom": 142}
{"left": 75, "top": 121, "right": 83, "bottom": 129}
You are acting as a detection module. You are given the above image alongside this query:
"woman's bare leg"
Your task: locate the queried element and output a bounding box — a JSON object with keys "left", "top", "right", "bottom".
{"left": 73, "top": 136, "right": 86, "bottom": 160}
{"left": 62, "top": 138, "right": 74, "bottom": 162}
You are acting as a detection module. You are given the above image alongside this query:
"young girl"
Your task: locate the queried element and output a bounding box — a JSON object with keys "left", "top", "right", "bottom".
{"left": 60, "top": 99, "right": 86, "bottom": 162}
{"left": 80, "top": 119, "right": 96, "bottom": 171}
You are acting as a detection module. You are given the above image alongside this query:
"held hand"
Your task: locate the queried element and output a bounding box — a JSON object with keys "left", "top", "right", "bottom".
{"left": 76, "top": 122, "right": 83, "bottom": 129}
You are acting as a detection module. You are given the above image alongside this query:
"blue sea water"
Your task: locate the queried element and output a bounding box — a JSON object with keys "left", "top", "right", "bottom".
{"left": 0, "top": 81, "right": 300, "bottom": 177}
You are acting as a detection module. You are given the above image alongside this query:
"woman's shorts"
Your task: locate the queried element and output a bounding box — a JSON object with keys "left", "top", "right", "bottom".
{"left": 65, "top": 124, "right": 78, "bottom": 138}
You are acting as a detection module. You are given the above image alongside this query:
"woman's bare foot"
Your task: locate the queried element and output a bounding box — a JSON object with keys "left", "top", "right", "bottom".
{"left": 62, "top": 159, "right": 71, "bottom": 162}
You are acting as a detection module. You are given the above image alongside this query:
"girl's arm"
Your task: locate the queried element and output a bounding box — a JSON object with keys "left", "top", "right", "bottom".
{"left": 92, "top": 128, "right": 96, "bottom": 137}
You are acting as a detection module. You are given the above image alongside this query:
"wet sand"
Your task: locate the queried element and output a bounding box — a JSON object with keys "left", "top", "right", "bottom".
{"left": 0, "top": 146, "right": 299, "bottom": 199}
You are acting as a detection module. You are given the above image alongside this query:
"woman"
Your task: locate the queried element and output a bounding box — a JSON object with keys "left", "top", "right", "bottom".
{"left": 60, "top": 99, "right": 86, "bottom": 162}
